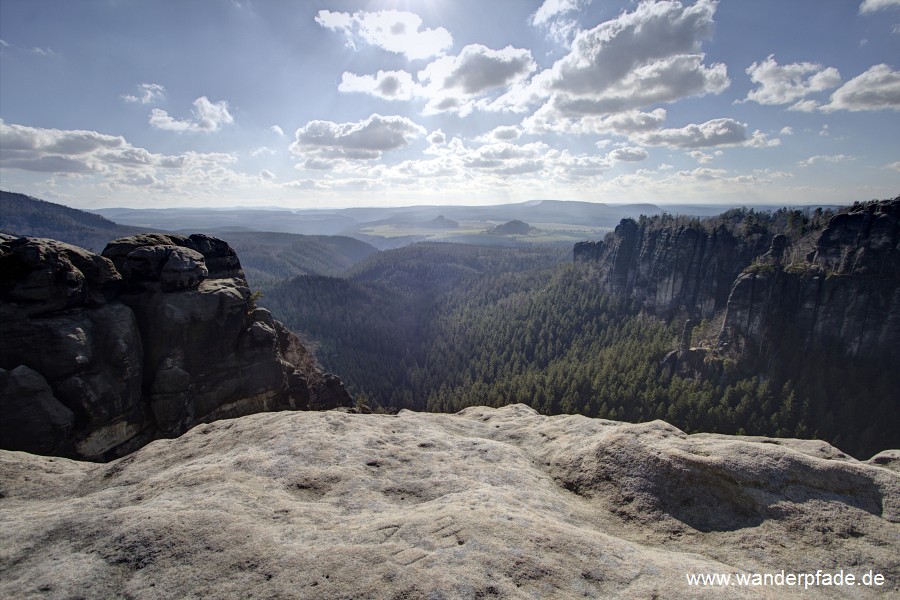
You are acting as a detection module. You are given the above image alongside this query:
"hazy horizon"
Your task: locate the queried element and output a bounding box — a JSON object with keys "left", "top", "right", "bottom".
{"left": 85, "top": 198, "right": 846, "bottom": 213}
{"left": 1, "top": 0, "right": 898, "bottom": 211}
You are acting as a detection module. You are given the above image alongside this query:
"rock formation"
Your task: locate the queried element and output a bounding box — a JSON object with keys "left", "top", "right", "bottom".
{"left": 720, "top": 199, "right": 900, "bottom": 358}
{"left": 576, "top": 199, "right": 900, "bottom": 360}
{"left": 573, "top": 239, "right": 604, "bottom": 262}
{"left": 0, "top": 404, "right": 896, "bottom": 599}
{"left": 579, "top": 217, "right": 769, "bottom": 319}
{"left": 0, "top": 234, "right": 351, "bottom": 460}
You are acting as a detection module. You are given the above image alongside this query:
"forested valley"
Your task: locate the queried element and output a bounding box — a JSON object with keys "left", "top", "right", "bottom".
{"left": 258, "top": 205, "right": 898, "bottom": 460}
{"left": 4, "top": 190, "right": 895, "bottom": 460}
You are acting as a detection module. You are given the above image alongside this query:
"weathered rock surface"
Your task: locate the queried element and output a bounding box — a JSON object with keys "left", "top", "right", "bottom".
{"left": 102, "top": 232, "right": 243, "bottom": 283}
{"left": 0, "top": 404, "right": 896, "bottom": 599}
{"left": 0, "top": 234, "right": 351, "bottom": 460}
{"left": 575, "top": 199, "right": 900, "bottom": 360}
{"left": 0, "top": 366, "right": 74, "bottom": 455}
{"left": 0, "top": 234, "right": 121, "bottom": 316}
{"left": 721, "top": 199, "right": 900, "bottom": 358}
{"left": 579, "top": 218, "right": 768, "bottom": 319}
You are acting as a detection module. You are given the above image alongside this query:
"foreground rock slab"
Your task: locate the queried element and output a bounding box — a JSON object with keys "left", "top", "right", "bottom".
{"left": 1, "top": 404, "right": 897, "bottom": 599}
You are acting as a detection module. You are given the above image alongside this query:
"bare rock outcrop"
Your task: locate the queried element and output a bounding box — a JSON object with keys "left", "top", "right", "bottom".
{"left": 720, "top": 199, "right": 900, "bottom": 358}
{"left": 0, "top": 234, "right": 350, "bottom": 460}
{"left": 0, "top": 234, "right": 121, "bottom": 315}
{"left": 0, "top": 404, "right": 896, "bottom": 599}
{"left": 579, "top": 218, "right": 768, "bottom": 319}
{"left": 1, "top": 236, "right": 146, "bottom": 458}
{"left": 0, "top": 366, "right": 74, "bottom": 455}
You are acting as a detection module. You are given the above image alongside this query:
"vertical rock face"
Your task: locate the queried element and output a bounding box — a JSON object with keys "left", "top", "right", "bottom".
{"left": 0, "top": 234, "right": 351, "bottom": 460}
{"left": 0, "top": 366, "right": 75, "bottom": 455}
{"left": 721, "top": 199, "right": 900, "bottom": 358}
{"left": 0, "top": 236, "right": 146, "bottom": 458}
{"left": 573, "top": 240, "right": 603, "bottom": 262}
{"left": 581, "top": 218, "right": 768, "bottom": 319}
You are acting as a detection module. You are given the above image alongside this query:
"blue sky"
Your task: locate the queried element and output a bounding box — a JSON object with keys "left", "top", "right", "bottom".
{"left": 1, "top": 0, "right": 898, "bottom": 209}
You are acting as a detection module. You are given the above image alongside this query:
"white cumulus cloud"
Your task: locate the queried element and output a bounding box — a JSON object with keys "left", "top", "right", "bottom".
{"left": 637, "top": 118, "right": 748, "bottom": 148}
{"left": 316, "top": 9, "right": 452, "bottom": 60}
{"left": 149, "top": 97, "right": 234, "bottom": 132}
{"left": 418, "top": 44, "right": 537, "bottom": 114}
{"left": 121, "top": 83, "right": 166, "bottom": 104}
{"left": 531, "top": 0, "right": 586, "bottom": 26}
{"left": 480, "top": 126, "right": 522, "bottom": 142}
{"left": 339, "top": 44, "right": 538, "bottom": 116}
{"left": 859, "top": 0, "right": 900, "bottom": 13}
{"left": 743, "top": 55, "right": 841, "bottom": 106}
{"left": 788, "top": 99, "right": 820, "bottom": 112}
{"left": 524, "top": 106, "right": 668, "bottom": 136}
{"left": 0, "top": 121, "right": 125, "bottom": 172}
{"left": 291, "top": 114, "right": 426, "bottom": 165}
{"left": 797, "top": 154, "right": 856, "bottom": 167}
{"left": 0, "top": 120, "right": 257, "bottom": 196}
{"left": 421, "top": 45, "right": 536, "bottom": 96}
{"left": 821, "top": 64, "right": 900, "bottom": 112}
{"left": 502, "top": 0, "right": 729, "bottom": 121}
{"left": 608, "top": 147, "right": 649, "bottom": 162}
{"left": 530, "top": 0, "right": 592, "bottom": 43}
{"left": 427, "top": 129, "right": 447, "bottom": 145}
{"left": 339, "top": 70, "right": 417, "bottom": 100}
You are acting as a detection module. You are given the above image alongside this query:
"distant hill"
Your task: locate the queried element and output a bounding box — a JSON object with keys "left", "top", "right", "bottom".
{"left": 0, "top": 191, "right": 378, "bottom": 284}
{"left": 96, "top": 206, "right": 358, "bottom": 236}
{"left": 0, "top": 190, "right": 146, "bottom": 252}
{"left": 489, "top": 220, "right": 534, "bottom": 235}
{"left": 97, "top": 201, "right": 665, "bottom": 248}
{"left": 210, "top": 231, "right": 378, "bottom": 285}
{"left": 422, "top": 215, "right": 459, "bottom": 229}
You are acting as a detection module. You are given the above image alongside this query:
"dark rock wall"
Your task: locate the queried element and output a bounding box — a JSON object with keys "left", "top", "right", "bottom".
{"left": 721, "top": 199, "right": 900, "bottom": 359}
{"left": 576, "top": 198, "right": 900, "bottom": 360}
{"left": 578, "top": 218, "right": 767, "bottom": 319}
{"left": 1, "top": 234, "right": 351, "bottom": 460}
{"left": 573, "top": 240, "right": 603, "bottom": 262}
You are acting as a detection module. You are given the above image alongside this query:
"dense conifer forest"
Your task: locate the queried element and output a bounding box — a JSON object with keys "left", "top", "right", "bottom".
{"left": 259, "top": 206, "right": 898, "bottom": 459}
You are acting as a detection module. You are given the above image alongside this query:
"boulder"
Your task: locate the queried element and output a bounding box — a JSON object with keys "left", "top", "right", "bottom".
{"left": 121, "top": 244, "right": 208, "bottom": 292}
{"left": 103, "top": 233, "right": 242, "bottom": 281}
{"left": 0, "top": 236, "right": 121, "bottom": 316}
{"left": 573, "top": 240, "right": 603, "bottom": 262}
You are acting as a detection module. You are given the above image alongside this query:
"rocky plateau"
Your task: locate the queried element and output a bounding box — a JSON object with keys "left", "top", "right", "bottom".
{"left": 0, "top": 404, "right": 897, "bottom": 599}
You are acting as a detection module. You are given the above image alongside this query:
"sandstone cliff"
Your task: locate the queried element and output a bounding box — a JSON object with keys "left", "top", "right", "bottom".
{"left": 575, "top": 216, "right": 769, "bottom": 319}
{"left": 576, "top": 199, "right": 900, "bottom": 361}
{"left": 720, "top": 199, "right": 900, "bottom": 359}
{"left": 0, "top": 234, "right": 351, "bottom": 460}
{"left": 0, "top": 405, "right": 896, "bottom": 599}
